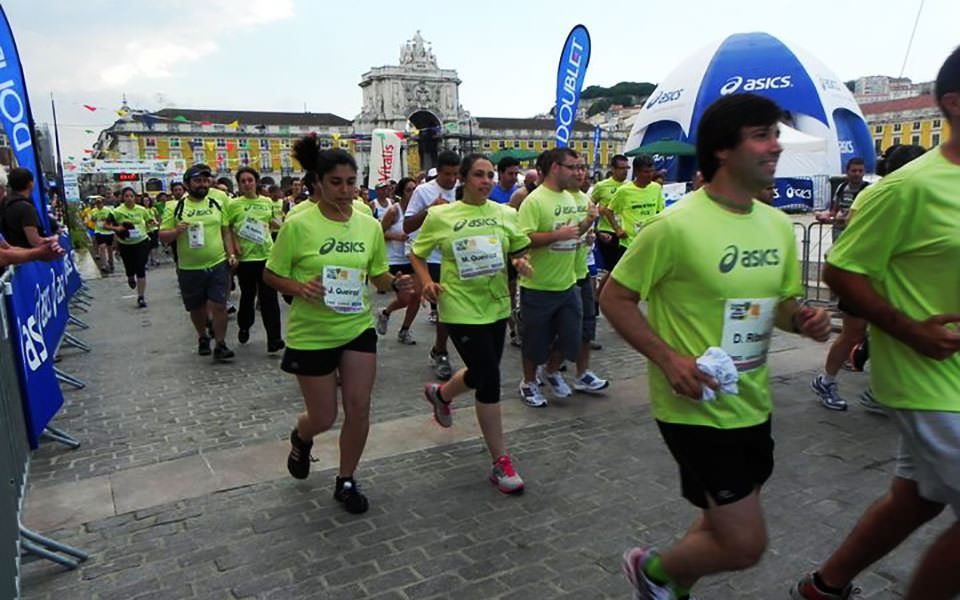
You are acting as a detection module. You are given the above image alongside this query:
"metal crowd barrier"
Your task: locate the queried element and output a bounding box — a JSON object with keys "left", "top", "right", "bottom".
{"left": 793, "top": 220, "right": 838, "bottom": 305}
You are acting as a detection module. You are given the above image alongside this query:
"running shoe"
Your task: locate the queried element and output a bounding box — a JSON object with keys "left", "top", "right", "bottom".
{"left": 197, "top": 336, "right": 212, "bottom": 356}
{"left": 811, "top": 374, "right": 846, "bottom": 411}
{"left": 334, "top": 477, "right": 369, "bottom": 514}
{"left": 427, "top": 309, "right": 438, "bottom": 324}
{"left": 227, "top": 303, "right": 237, "bottom": 315}
{"left": 858, "top": 388, "right": 886, "bottom": 416}
{"left": 430, "top": 348, "right": 452, "bottom": 380}
{"left": 590, "top": 340, "right": 603, "bottom": 350}
{"left": 424, "top": 383, "right": 452, "bottom": 428}
{"left": 542, "top": 369, "right": 572, "bottom": 398}
{"left": 490, "top": 455, "right": 524, "bottom": 494}
{"left": 127, "top": 276, "right": 136, "bottom": 289}
{"left": 267, "top": 339, "right": 285, "bottom": 353}
{"left": 287, "top": 428, "right": 312, "bottom": 479}
{"left": 790, "top": 573, "right": 860, "bottom": 599}
{"left": 397, "top": 328, "right": 416, "bottom": 345}
{"left": 519, "top": 381, "right": 547, "bottom": 407}
{"left": 136, "top": 296, "right": 147, "bottom": 309}
{"left": 573, "top": 370, "right": 609, "bottom": 392}
{"left": 375, "top": 309, "right": 390, "bottom": 336}
{"left": 238, "top": 328, "right": 250, "bottom": 344}
{"left": 213, "top": 342, "right": 235, "bottom": 362}
{"left": 622, "top": 547, "right": 672, "bottom": 600}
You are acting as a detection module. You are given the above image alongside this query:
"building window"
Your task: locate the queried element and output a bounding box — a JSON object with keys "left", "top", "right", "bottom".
{"left": 482, "top": 141, "right": 490, "bottom": 149}
{"left": 873, "top": 124, "right": 883, "bottom": 134}
{"left": 320, "top": 139, "right": 331, "bottom": 149}
{"left": 191, "top": 137, "right": 203, "bottom": 148}
{"left": 912, "top": 121, "right": 921, "bottom": 130}
{"left": 893, "top": 123, "right": 902, "bottom": 132}
{"left": 169, "top": 138, "right": 181, "bottom": 148}
{"left": 260, "top": 152, "right": 271, "bottom": 171}
{"left": 874, "top": 139, "right": 883, "bottom": 153}
{"left": 239, "top": 139, "right": 249, "bottom": 149}
{"left": 145, "top": 137, "right": 157, "bottom": 147}
{"left": 259, "top": 139, "right": 270, "bottom": 150}
{"left": 239, "top": 151, "right": 251, "bottom": 165}
{"left": 932, "top": 133, "right": 941, "bottom": 146}
{"left": 169, "top": 150, "right": 182, "bottom": 161}
{"left": 216, "top": 138, "right": 226, "bottom": 148}
{"left": 911, "top": 134, "right": 920, "bottom": 145}
{"left": 216, "top": 152, "right": 227, "bottom": 169}
{"left": 932, "top": 119, "right": 942, "bottom": 129}
{"left": 281, "top": 139, "right": 291, "bottom": 149}
{"left": 193, "top": 150, "right": 205, "bottom": 163}
{"left": 512, "top": 140, "right": 519, "bottom": 148}
{"left": 281, "top": 154, "right": 292, "bottom": 169}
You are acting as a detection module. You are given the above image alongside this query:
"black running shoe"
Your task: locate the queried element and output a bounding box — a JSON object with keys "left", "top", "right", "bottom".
{"left": 238, "top": 328, "right": 250, "bottom": 344}
{"left": 334, "top": 477, "right": 369, "bottom": 514}
{"left": 198, "top": 336, "right": 212, "bottom": 356}
{"left": 137, "top": 296, "right": 147, "bottom": 308}
{"left": 287, "top": 429, "right": 312, "bottom": 479}
{"left": 267, "top": 339, "right": 285, "bottom": 353}
{"left": 213, "top": 342, "right": 235, "bottom": 362}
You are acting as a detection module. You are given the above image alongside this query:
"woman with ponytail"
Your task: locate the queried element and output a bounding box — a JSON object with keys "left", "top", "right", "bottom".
{"left": 264, "top": 137, "right": 414, "bottom": 514}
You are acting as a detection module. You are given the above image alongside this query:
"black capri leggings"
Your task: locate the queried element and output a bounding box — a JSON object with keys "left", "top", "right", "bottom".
{"left": 117, "top": 240, "right": 150, "bottom": 279}
{"left": 446, "top": 318, "right": 507, "bottom": 404}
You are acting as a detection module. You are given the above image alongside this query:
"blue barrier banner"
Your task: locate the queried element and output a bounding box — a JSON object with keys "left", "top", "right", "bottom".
{"left": 0, "top": 7, "right": 50, "bottom": 234}
{"left": 555, "top": 25, "right": 591, "bottom": 147}
{"left": 4, "top": 234, "right": 80, "bottom": 448}
{"left": 592, "top": 126, "right": 601, "bottom": 171}
{"left": 772, "top": 177, "right": 814, "bottom": 210}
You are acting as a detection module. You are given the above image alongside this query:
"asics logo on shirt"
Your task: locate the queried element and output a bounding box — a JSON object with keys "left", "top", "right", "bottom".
{"left": 553, "top": 205, "right": 579, "bottom": 216}
{"left": 318, "top": 237, "right": 366, "bottom": 255}
{"left": 186, "top": 208, "right": 214, "bottom": 217}
{"left": 453, "top": 217, "right": 499, "bottom": 232}
{"left": 718, "top": 245, "right": 780, "bottom": 273}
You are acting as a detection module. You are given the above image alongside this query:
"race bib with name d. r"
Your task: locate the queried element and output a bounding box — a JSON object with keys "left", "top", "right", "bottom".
{"left": 549, "top": 221, "right": 577, "bottom": 252}
{"left": 720, "top": 297, "right": 777, "bottom": 372}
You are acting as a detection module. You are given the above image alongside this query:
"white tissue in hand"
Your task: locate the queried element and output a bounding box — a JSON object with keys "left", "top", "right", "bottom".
{"left": 695, "top": 347, "right": 739, "bottom": 402}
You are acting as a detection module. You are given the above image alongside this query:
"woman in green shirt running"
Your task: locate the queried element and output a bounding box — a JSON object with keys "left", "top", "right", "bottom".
{"left": 410, "top": 154, "right": 533, "bottom": 494}
{"left": 264, "top": 139, "right": 414, "bottom": 515}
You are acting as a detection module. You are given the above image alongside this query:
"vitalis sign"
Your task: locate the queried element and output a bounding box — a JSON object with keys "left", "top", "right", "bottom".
{"left": 368, "top": 129, "right": 403, "bottom": 189}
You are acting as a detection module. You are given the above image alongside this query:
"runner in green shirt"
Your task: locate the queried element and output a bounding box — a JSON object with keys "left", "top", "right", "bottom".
{"left": 592, "top": 154, "right": 629, "bottom": 274}
{"left": 264, "top": 140, "right": 413, "bottom": 515}
{"left": 411, "top": 154, "right": 531, "bottom": 494}
{"left": 89, "top": 197, "right": 115, "bottom": 274}
{"left": 791, "top": 49, "right": 960, "bottom": 600}
{"left": 600, "top": 93, "right": 830, "bottom": 600}
{"left": 227, "top": 167, "right": 284, "bottom": 352}
{"left": 515, "top": 148, "right": 597, "bottom": 407}
{"left": 105, "top": 187, "right": 155, "bottom": 307}
{"left": 159, "top": 163, "right": 238, "bottom": 362}
{"left": 607, "top": 154, "right": 665, "bottom": 249}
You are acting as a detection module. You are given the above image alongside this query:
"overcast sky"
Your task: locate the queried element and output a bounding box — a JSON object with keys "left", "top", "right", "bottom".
{"left": 4, "top": 0, "right": 956, "bottom": 159}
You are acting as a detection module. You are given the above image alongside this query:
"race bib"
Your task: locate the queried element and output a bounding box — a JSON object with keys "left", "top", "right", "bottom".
{"left": 322, "top": 266, "right": 365, "bottom": 314}
{"left": 128, "top": 226, "right": 144, "bottom": 240}
{"left": 237, "top": 216, "right": 267, "bottom": 245}
{"left": 549, "top": 221, "right": 577, "bottom": 252}
{"left": 95, "top": 220, "right": 104, "bottom": 229}
{"left": 721, "top": 298, "right": 777, "bottom": 372}
{"left": 452, "top": 235, "right": 504, "bottom": 279}
{"left": 188, "top": 223, "right": 204, "bottom": 249}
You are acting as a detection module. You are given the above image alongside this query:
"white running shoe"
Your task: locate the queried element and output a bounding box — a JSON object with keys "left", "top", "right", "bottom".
{"left": 518, "top": 382, "right": 547, "bottom": 407}
{"left": 574, "top": 370, "right": 609, "bottom": 393}
{"left": 397, "top": 328, "right": 416, "bottom": 345}
{"left": 622, "top": 548, "right": 672, "bottom": 600}
{"left": 375, "top": 310, "right": 390, "bottom": 335}
{"left": 542, "top": 369, "right": 572, "bottom": 398}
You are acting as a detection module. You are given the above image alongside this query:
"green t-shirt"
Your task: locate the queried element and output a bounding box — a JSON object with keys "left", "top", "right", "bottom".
{"left": 591, "top": 177, "right": 627, "bottom": 232}
{"left": 90, "top": 207, "right": 113, "bottom": 235}
{"left": 270, "top": 199, "right": 284, "bottom": 232}
{"left": 412, "top": 200, "right": 529, "bottom": 325}
{"left": 227, "top": 195, "right": 275, "bottom": 262}
{"left": 611, "top": 189, "right": 803, "bottom": 428}
{"left": 208, "top": 187, "right": 232, "bottom": 210}
{"left": 572, "top": 190, "right": 592, "bottom": 279}
{"left": 149, "top": 206, "right": 162, "bottom": 231}
{"left": 827, "top": 148, "right": 960, "bottom": 412}
{"left": 517, "top": 185, "right": 579, "bottom": 292}
{"left": 110, "top": 204, "right": 153, "bottom": 245}
{"left": 287, "top": 199, "right": 313, "bottom": 219}
{"left": 353, "top": 199, "right": 373, "bottom": 217}
{"left": 160, "top": 195, "right": 228, "bottom": 270}
{"left": 610, "top": 181, "right": 664, "bottom": 248}
{"left": 266, "top": 209, "right": 388, "bottom": 350}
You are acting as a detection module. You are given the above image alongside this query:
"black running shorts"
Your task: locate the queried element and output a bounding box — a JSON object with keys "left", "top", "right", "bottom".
{"left": 281, "top": 328, "right": 377, "bottom": 377}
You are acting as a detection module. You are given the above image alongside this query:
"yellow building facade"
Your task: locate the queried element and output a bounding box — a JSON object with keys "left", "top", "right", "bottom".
{"left": 861, "top": 95, "right": 951, "bottom": 154}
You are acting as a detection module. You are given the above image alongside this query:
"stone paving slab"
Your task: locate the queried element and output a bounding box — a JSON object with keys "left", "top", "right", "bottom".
{"left": 21, "top": 375, "right": 948, "bottom": 599}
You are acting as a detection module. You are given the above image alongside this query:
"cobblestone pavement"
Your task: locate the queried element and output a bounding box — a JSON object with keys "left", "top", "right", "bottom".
{"left": 19, "top": 266, "right": 950, "bottom": 599}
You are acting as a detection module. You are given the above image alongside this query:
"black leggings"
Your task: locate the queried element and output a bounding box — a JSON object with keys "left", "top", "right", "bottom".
{"left": 447, "top": 319, "right": 507, "bottom": 404}
{"left": 117, "top": 240, "right": 150, "bottom": 279}
{"left": 236, "top": 260, "right": 282, "bottom": 342}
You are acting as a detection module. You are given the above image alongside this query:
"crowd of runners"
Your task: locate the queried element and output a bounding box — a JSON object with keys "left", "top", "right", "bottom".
{"left": 23, "top": 46, "right": 958, "bottom": 600}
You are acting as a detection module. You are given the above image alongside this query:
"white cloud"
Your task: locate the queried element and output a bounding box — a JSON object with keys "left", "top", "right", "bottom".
{"left": 18, "top": 0, "right": 294, "bottom": 92}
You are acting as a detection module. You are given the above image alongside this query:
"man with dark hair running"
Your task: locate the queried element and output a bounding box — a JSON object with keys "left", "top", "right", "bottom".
{"left": 601, "top": 93, "right": 830, "bottom": 600}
